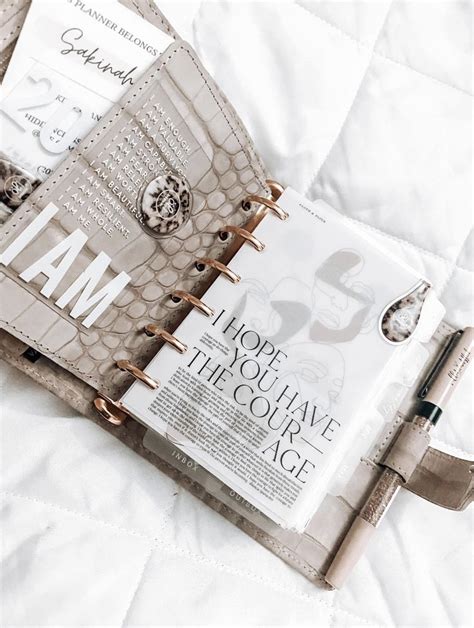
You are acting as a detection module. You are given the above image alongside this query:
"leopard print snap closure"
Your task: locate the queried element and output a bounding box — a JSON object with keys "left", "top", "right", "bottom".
{"left": 139, "top": 173, "right": 192, "bottom": 237}
{"left": 0, "top": 156, "right": 40, "bottom": 223}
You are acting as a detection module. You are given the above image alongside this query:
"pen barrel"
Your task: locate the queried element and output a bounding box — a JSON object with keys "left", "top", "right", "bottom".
{"left": 325, "top": 468, "right": 402, "bottom": 589}
{"left": 423, "top": 326, "right": 474, "bottom": 410}
{"left": 359, "top": 467, "right": 402, "bottom": 526}
{"left": 325, "top": 516, "right": 376, "bottom": 589}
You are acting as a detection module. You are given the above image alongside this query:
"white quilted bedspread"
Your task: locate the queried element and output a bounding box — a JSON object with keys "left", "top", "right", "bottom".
{"left": 1, "top": 1, "right": 472, "bottom": 626}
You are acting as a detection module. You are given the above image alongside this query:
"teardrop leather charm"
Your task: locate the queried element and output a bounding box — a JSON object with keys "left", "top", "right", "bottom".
{"left": 380, "top": 282, "right": 430, "bottom": 343}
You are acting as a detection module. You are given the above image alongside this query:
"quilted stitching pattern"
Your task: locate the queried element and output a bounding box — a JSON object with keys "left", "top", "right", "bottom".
{"left": 1, "top": 1, "right": 472, "bottom": 626}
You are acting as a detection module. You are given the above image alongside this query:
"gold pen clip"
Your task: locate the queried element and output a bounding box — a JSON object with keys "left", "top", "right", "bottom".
{"left": 417, "top": 329, "right": 463, "bottom": 399}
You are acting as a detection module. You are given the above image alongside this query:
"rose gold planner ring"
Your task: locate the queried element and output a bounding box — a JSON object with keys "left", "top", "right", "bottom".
{"left": 94, "top": 395, "right": 128, "bottom": 426}
{"left": 195, "top": 257, "right": 241, "bottom": 283}
{"left": 219, "top": 225, "right": 265, "bottom": 251}
{"left": 144, "top": 324, "right": 188, "bottom": 353}
{"left": 170, "top": 290, "right": 214, "bottom": 317}
{"left": 266, "top": 179, "right": 284, "bottom": 201}
{"left": 242, "top": 179, "right": 285, "bottom": 218}
{"left": 116, "top": 359, "right": 159, "bottom": 389}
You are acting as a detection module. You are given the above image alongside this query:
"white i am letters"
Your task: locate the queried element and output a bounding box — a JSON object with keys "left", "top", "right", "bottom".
{"left": 56, "top": 252, "right": 130, "bottom": 328}
{"left": 20, "top": 230, "right": 88, "bottom": 298}
{"left": 1, "top": 203, "right": 130, "bottom": 328}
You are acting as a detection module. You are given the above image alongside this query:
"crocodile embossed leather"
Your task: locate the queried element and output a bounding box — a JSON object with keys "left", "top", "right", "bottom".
{"left": 0, "top": 42, "right": 269, "bottom": 400}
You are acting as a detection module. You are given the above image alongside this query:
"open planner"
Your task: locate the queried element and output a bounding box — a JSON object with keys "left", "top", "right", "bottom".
{"left": 0, "top": 0, "right": 472, "bottom": 588}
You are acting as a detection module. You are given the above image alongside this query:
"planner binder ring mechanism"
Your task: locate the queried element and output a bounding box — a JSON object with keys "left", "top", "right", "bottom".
{"left": 267, "top": 179, "right": 284, "bottom": 200}
{"left": 93, "top": 396, "right": 128, "bottom": 427}
{"left": 144, "top": 325, "right": 188, "bottom": 354}
{"left": 243, "top": 195, "right": 289, "bottom": 221}
{"left": 219, "top": 226, "right": 265, "bottom": 251}
{"left": 116, "top": 359, "right": 160, "bottom": 390}
{"left": 94, "top": 180, "right": 288, "bottom": 425}
{"left": 170, "top": 290, "right": 215, "bottom": 317}
{"left": 195, "top": 258, "right": 241, "bottom": 283}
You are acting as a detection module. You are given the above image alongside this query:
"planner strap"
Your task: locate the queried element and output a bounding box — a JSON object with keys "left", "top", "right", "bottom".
{"left": 381, "top": 421, "right": 472, "bottom": 510}
{"left": 407, "top": 447, "right": 473, "bottom": 511}
{"left": 382, "top": 421, "right": 431, "bottom": 483}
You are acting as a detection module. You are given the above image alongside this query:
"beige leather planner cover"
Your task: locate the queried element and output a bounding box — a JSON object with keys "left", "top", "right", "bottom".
{"left": 0, "top": 0, "right": 471, "bottom": 589}
{"left": 0, "top": 35, "right": 269, "bottom": 399}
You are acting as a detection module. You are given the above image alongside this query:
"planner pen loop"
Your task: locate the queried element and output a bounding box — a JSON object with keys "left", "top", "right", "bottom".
{"left": 93, "top": 179, "right": 286, "bottom": 426}
{"left": 325, "top": 326, "right": 474, "bottom": 590}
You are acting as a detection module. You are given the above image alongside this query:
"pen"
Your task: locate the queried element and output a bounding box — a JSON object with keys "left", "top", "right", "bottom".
{"left": 325, "top": 326, "right": 474, "bottom": 589}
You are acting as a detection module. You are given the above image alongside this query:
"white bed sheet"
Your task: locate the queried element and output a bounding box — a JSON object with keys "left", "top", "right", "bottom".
{"left": 1, "top": 1, "right": 472, "bottom": 626}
